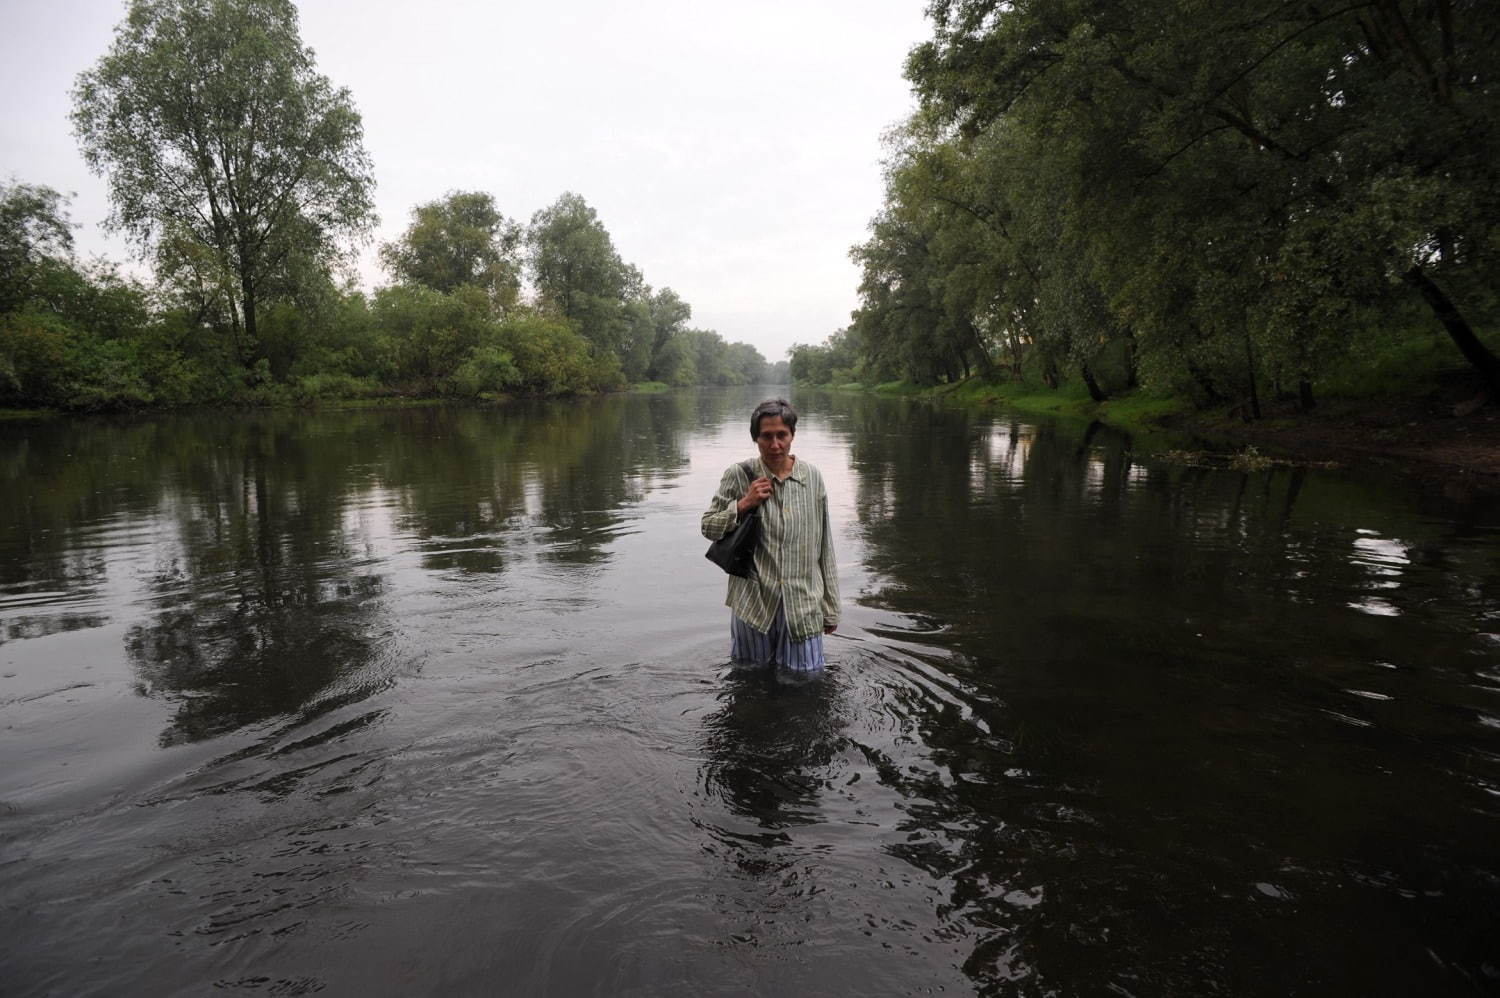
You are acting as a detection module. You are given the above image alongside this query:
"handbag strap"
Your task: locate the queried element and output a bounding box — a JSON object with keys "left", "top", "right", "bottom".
{"left": 740, "top": 460, "right": 760, "bottom": 516}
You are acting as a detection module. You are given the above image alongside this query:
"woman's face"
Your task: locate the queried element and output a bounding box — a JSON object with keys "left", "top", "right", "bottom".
{"left": 755, "top": 415, "right": 794, "bottom": 465}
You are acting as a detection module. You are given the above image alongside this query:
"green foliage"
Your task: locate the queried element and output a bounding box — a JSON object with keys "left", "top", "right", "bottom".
{"left": 527, "top": 193, "right": 637, "bottom": 355}
{"left": 0, "top": 182, "right": 76, "bottom": 314}
{"left": 451, "top": 345, "right": 521, "bottom": 398}
{"left": 1320, "top": 326, "right": 1499, "bottom": 400}
{"left": 652, "top": 330, "right": 698, "bottom": 387}
{"left": 381, "top": 191, "right": 523, "bottom": 305}
{"left": 14, "top": 32, "right": 768, "bottom": 414}
{"left": 496, "top": 312, "right": 623, "bottom": 396}
{"left": 790, "top": 328, "right": 864, "bottom": 385}
{"left": 52, "top": 1, "right": 774, "bottom": 411}
{"left": 0, "top": 311, "right": 71, "bottom": 405}
{"left": 618, "top": 299, "right": 656, "bottom": 382}
{"left": 371, "top": 284, "right": 496, "bottom": 388}
{"left": 820, "top": 0, "right": 1500, "bottom": 413}
{"left": 72, "top": 0, "right": 376, "bottom": 362}
{"left": 64, "top": 335, "right": 156, "bottom": 408}
{"left": 289, "top": 372, "right": 381, "bottom": 403}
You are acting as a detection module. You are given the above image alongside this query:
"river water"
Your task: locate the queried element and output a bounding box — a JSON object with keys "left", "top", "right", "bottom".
{"left": 2, "top": 388, "right": 1498, "bottom": 996}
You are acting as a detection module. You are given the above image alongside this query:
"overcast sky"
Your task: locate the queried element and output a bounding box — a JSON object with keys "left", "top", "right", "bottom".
{"left": 0, "top": 0, "right": 927, "bottom": 362}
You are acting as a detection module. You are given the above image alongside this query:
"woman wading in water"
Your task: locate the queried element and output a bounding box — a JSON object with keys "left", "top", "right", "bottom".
{"left": 701, "top": 398, "right": 839, "bottom": 670}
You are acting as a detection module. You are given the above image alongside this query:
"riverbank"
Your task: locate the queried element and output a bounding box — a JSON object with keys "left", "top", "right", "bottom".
{"left": 0, "top": 380, "right": 702, "bottom": 421}
{"left": 823, "top": 371, "right": 1500, "bottom": 484}
{"left": 1175, "top": 390, "right": 1500, "bottom": 481}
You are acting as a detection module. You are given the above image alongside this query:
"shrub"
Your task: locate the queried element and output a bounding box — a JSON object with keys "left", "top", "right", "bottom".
{"left": 451, "top": 344, "right": 521, "bottom": 397}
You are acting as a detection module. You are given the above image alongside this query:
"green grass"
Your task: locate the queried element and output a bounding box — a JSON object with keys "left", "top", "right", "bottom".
{"left": 630, "top": 381, "right": 671, "bottom": 393}
{"left": 0, "top": 407, "right": 59, "bottom": 420}
{"left": 801, "top": 323, "right": 1499, "bottom": 442}
{"left": 932, "top": 377, "right": 1012, "bottom": 403}
{"left": 815, "top": 372, "right": 1187, "bottom": 433}
{"left": 1318, "top": 329, "right": 1489, "bottom": 400}
{"left": 1093, "top": 392, "right": 1189, "bottom": 430}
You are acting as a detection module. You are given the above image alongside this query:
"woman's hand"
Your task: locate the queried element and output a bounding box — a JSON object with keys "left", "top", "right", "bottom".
{"left": 737, "top": 476, "right": 774, "bottom": 515}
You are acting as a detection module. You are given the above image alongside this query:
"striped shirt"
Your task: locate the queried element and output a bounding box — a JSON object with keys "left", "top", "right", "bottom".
{"left": 701, "top": 456, "right": 839, "bottom": 641}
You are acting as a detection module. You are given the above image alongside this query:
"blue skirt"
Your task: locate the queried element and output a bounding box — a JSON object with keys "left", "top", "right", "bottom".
{"left": 730, "top": 602, "right": 826, "bottom": 672}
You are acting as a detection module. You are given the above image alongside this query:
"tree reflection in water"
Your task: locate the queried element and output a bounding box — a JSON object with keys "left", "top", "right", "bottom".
{"left": 823, "top": 388, "right": 1500, "bottom": 993}
{"left": 111, "top": 397, "right": 700, "bottom": 747}
{"left": 123, "top": 417, "right": 395, "bottom": 746}
{"left": 5, "top": 389, "right": 1498, "bottom": 995}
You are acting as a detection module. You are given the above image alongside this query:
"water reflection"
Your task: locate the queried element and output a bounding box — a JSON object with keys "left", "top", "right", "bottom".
{"left": 2, "top": 389, "right": 1498, "bottom": 996}
{"left": 820, "top": 392, "right": 1500, "bottom": 993}
{"left": 0, "top": 397, "right": 701, "bottom": 750}
{"left": 694, "top": 664, "right": 878, "bottom": 971}
{"left": 699, "top": 667, "right": 844, "bottom": 830}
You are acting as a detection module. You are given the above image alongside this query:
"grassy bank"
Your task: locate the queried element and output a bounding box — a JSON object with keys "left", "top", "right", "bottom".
{"left": 0, "top": 380, "right": 718, "bottom": 420}
{"left": 806, "top": 331, "right": 1500, "bottom": 480}
{"left": 853, "top": 374, "right": 1189, "bottom": 435}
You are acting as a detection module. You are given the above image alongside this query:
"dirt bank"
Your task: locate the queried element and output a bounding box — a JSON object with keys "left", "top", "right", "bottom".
{"left": 1163, "top": 376, "right": 1500, "bottom": 484}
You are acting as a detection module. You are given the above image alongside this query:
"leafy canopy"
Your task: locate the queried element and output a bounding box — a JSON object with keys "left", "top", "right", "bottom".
{"left": 381, "top": 190, "right": 522, "bottom": 305}
{"left": 71, "top": 0, "right": 376, "bottom": 356}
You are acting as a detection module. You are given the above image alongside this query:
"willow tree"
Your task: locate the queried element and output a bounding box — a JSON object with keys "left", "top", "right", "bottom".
{"left": 72, "top": 0, "right": 375, "bottom": 364}
{"left": 906, "top": 0, "right": 1500, "bottom": 398}
{"left": 0, "top": 182, "right": 75, "bottom": 315}
{"left": 381, "top": 191, "right": 523, "bottom": 306}
{"left": 527, "top": 193, "right": 640, "bottom": 356}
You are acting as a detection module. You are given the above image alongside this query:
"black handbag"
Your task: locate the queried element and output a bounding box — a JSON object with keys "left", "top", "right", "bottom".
{"left": 705, "top": 461, "right": 761, "bottom": 577}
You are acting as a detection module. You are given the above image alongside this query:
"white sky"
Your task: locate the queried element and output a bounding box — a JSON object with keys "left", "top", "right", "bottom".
{"left": 0, "top": 0, "right": 926, "bottom": 362}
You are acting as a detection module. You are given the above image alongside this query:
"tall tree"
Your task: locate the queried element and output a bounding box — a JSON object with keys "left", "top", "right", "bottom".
{"left": 527, "top": 193, "right": 635, "bottom": 354}
{"left": 381, "top": 190, "right": 522, "bottom": 305}
{"left": 906, "top": 0, "right": 1500, "bottom": 396}
{"left": 0, "top": 182, "right": 75, "bottom": 314}
{"left": 72, "top": 0, "right": 375, "bottom": 365}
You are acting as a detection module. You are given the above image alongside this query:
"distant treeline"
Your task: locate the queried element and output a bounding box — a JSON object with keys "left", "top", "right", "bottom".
{"left": 793, "top": 1, "right": 1499, "bottom": 414}
{"left": 0, "top": 0, "right": 784, "bottom": 411}
{"left": 1, "top": 184, "right": 784, "bottom": 409}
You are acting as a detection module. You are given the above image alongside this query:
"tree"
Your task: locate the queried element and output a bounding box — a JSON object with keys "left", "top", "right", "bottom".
{"left": 644, "top": 287, "right": 691, "bottom": 380}
{"left": 370, "top": 284, "right": 496, "bottom": 387}
{"left": 906, "top": 0, "right": 1500, "bottom": 397}
{"left": 527, "top": 193, "right": 635, "bottom": 354}
{"left": 381, "top": 190, "right": 522, "bottom": 305}
{"left": 0, "top": 181, "right": 75, "bottom": 314}
{"left": 72, "top": 0, "right": 376, "bottom": 366}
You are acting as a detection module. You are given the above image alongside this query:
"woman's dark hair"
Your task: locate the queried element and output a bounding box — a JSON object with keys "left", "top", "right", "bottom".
{"left": 750, "top": 398, "right": 798, "bottom": 438}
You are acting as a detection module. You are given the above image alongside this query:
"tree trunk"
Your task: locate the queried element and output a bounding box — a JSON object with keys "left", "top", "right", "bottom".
{"left": 1185, "top": 359, "right": 1223, "bottom": 405}
{"left": 1243, "top": 331, "right": 1261, "bottom": 420}
{"left": 1042, "top": 356, "right": 1060, "bottom": 389}
{"left": 967, "top": 321, "right": 995, "bottom": 376}
{"left": 240, "top": 270, "right": 258, "bottom": 367}
{"left": 1077, "top": 418, "right": 1103, "bottom": 457}
{"left": 1080, "top": 360, "right": 1108, "bottom": 402}
{"left": 1403, "top": 264, "right": 1500, "bottom": 397}
{"left": 1280, "top": 467, "right": 1306, "bottom": 527}
{"left": 1298, "top": 378, "right": 1316, "bottom": 412}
